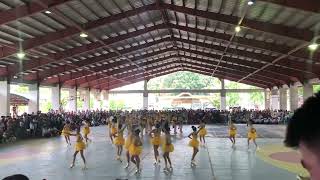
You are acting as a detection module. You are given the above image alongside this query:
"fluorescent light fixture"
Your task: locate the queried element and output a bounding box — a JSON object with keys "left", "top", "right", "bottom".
{"left": 80, "top": 32, "right": 88, "bottom": 38}
{"left": 17, "top": 52, "right": 26, "bottom": 59}
{"left": 248, "top": 0, "right": 255, "bottom": 5}
{"left": 308, "top": 43, "right": 319, "bottom": 51}
{"left": 235, "top": 26, "right": 241, "bottom": 33}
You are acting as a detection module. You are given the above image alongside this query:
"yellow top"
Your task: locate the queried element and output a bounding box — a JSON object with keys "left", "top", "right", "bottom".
{"left": 250, "top": 128, "right": 257, "bottom": 134}
{"left": 76, "top": 134, "right": 84, "bottom": 142}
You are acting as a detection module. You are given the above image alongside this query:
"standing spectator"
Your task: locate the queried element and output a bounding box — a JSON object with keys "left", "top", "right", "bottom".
{"left": 285, "top": 93, "right": 320, "bottom": 180}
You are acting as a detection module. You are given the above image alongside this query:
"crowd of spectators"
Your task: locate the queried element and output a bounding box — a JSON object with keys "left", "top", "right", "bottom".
{"left": 0, "top": 110, "right": 107, "bottom": 144}
{"left": 0, "top": 108, "right": 291, "bottom": 144}
{"left": 225, "top": 108, "right": 292, "bottom": 124}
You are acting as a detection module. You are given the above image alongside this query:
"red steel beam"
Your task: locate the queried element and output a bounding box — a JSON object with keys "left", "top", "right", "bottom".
{"left": 51, "top": 44, "right": 296, "bottom": 87}
{"left": 93, "top": 58, "right": 274, "bottom": 89}
{"left": 258, "top": 0, "right": 320, "bottom": 13}
{"left": 64, "top": 55, "right": 179, "bottom": 87}
{"left": 184, "top": 67, "right": 269, "bottom": 89}
{"left": 85, "top": 54, "right": 282, "bottom": 88}
{"left": 162, "top": 3, "right": 313, "bottom": 42}
{"left": 37, "top": 35, "right": 310, "bottom": 84}
{"left": 0, "top": 3, "right": 158, "bottom": 60}
{"left": 0, "top": 0, "right": 71, "bottom": 25}
{"left": 45, "top": 43, "right": 305, "bottom": 87}
{"left": 99, "top": 64, "right": 181, "bottom": 89}
{"left": 179, "top": 48, "right": 312, "bottom": 83}
{"left": 21, "top": 23, "right": 166, "bottom": 74}
{"left": 26, "top": 36, "right": 171, "bottom": 80}
{"left": 13, "top": 22, "right": 315, "bottom": 78}
{"left": 105, "top": 62, "right": 269, "bottom": 90}
{"left": 44, "top": 35, "right": 318, "bottom": 82}
{"left": 41, "top": 49, "right": 177, "bottom": 84}
{"left": 169, "top": 23, "right": 298, "bottom": 58}
{"left": 104, "top": 67, "right": 181, "bottom": 90}
{"left": 175, "top": 38, "right": 320, "bottom": 76}
{"left": 2, "top": 2, "right": 319, "bottom": 78}
{"left": 180, "top": 61, "right": 276, "bottom": 87}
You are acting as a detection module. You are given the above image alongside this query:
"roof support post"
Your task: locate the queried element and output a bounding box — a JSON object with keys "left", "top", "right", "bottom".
{"left": 0, "top": 78, "right": 10, "bottom": 116}
{"left": 51, "top": 84, "right": 61, "bottom": 111}
{"left": 220, "top": 79, "right": 226, "bottom": 110}
{"left": 28, "top": 83, "right": 40, "bottom": 114}
{"left": 143, "top": 79, "right": 149, "bottom": 110}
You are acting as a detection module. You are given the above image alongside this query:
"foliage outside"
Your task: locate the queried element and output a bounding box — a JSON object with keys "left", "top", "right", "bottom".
{"left": 109, "top": 99, "right": 125, "bottom": 110}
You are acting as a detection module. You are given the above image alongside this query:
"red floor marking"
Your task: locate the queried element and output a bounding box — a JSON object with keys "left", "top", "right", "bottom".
{"left": 0, "top": 149, "right": 40, "bottom": 159}
{"left": 269, "top": 151, "right": 301, "bottom": 164}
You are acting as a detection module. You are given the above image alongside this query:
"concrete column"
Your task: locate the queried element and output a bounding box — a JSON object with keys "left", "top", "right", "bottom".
{"left": 0, "top": 80, "right": 10, "bottom": 116}
{"left": 28, "top": 83, "right": 39, "bottom": 114}
{"left": 220, "top": 79, "right": 226, "bottom": 110}
{"left": 264, "top": 89, "right": 271, "bottom": 110}
{"left": 67, "top": 88, "right": 77, "bottom": 112}
{"left": 143, "top": 80, "right": 148, "bottom": 110}
{"left": 303, "top": 83, "right": 313, "bottom": 101}
{"left": 279, "top": 88, "right": 287, "bottom": 110}
{"left": 289, "top": 85, "right": 299, "bottom": 111}
{"left": 92, "top": 90, "right": 101, "bottom": 110}
{"left": 51, "top": 85, "right": 61, "bottom": 111}
{"left": 83, "top": 89, "right": 90, "bottom": 111}
{"left": 270, "top": 89, "right": 280, "bottom": 110}
{"left": 101, "top": 90, "right": 109, "bottom": 110}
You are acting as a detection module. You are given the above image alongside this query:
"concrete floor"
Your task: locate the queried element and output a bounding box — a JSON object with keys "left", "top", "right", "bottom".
{"left": 0, "top": 125, "right": 299, "bottom": 180}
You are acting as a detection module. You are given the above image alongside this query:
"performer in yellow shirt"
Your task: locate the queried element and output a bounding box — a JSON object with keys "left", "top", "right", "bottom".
{"left": 114, "top": 123, "right": 126, "bottom": 162}
{"left": 129, "top": 129, "right": 143, "bottom": 174}
{"left": 188, "top": 126, "right": 201, "bottom": 167}
{"left": 229, "top": 121, "right": 237, "bottom": 146}
{"left": 69, "top": 128, "right": 86, "bottom": 169}
{"left": 162, "top": 123, "right": 174, "bottom": 173}
{"left": 124, "top": 118, "right": 133, "bottom": 169}
{"left": 247, "top": 124, "right": 258, "bottom": 148}
{"left": 82, "top": 120, "right": 91, "bottom": 145}
{"left": 149, "top": 123, "right": 162, "bottom": 165}
{"left": 198, "top": 120, "right": 207, "bottom": 146}
{"left": 61, "top": 121, "right": 71, "bottom": 146}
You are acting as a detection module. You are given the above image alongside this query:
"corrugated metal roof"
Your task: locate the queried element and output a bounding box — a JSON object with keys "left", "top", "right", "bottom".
{"left": 0, "top": 0, "right": 318, "bottom": 89}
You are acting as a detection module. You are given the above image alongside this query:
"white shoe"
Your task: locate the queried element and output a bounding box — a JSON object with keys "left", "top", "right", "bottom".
{"left": 135, "top": 169, "right": 141, "bottom": 174}
{"left": 124, "top": 163, "right": 129, "bottom": 169}
{"left": 69, "top": 163, "right": 74, "bottom": 168}
{"left": 82, "top": 164, "right": 87, "bottom": 170}
{"left": 191, "top": 160, "right": 196, "bottom": 166}
{"left": 154, "top": 160, "right": 158, "bottom": 165}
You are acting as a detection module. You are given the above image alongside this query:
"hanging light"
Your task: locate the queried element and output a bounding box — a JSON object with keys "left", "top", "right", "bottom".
{"left": 235, "top": 26, "right": 241, "bottom": 33}
{"left": 45, "top": 10, "right": 52, "bottom": 14}
{"left": 308, "top": 43, "right": 319, "bottom": 51}
{"left": 248, "top": 0, "right": 255, "bottom": 6}
{"left": 17, "top": 52, "right": 26, "bottom": 59}
{"left": 80, "top": 32, "right": 88, "bottom": 38}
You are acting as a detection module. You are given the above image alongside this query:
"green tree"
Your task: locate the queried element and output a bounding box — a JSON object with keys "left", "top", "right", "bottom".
{"left": 15, "top": 85, "right": 28, "bottom": 94}
{"left": 225, "top": 82, "right": 240, "bottom": 107}
{"left": 208, "top": 93, "right": 220, "bottom": 108}
{"left": 250, "top": 92, "right": 264, "bottom": 106}
{"left": 313, "top": 85, "right": 320, "bottom": 93}
{"left": 148, "top": 71, "right": 220, "bottom": 90}
{"left": 77, "top": 98, "right": 83, "bottom": 109}
{"left": 90, "top": 96, "right": 94, "bottom": 109}
{"left": 109, "top": 99, "right": 125, "bottom": 110}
